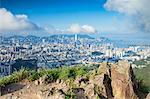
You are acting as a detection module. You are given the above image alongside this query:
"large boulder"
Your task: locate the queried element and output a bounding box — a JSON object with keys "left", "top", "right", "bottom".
{"left": 111, "top": 61, "right": 139, "bottom": 99}
{"left": 84, "top": 83, "right": 98, "bottom": 99}
{"left": 87, "top": 62, "right": 113, "bottom": 99}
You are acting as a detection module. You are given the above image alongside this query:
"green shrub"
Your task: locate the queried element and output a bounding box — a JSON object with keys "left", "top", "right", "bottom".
{"left": 75, "top": 67, "right": 87, "bottom": 77}
{"left": 28, "top": 71, "right": 40, "bottom": 81}
{"left": 0, "top": 69, "right": 29, "bottom": 86}
{"left": 137, "top": 78, "right": 150, "bottom": 93}
{"left": 68, "top": 69, "right": 76, "bottom": 79}
{"left": 46, "top": 69, "right": 60, "bottom": 82}
{"left": 59, "top": 66, "right": 88, "bottom": 80}
{"left": 59, "top": 67, "right": 70, "bottom": 80}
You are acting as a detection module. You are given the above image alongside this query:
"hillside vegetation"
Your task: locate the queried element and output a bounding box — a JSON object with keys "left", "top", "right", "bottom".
{"left": 133, "top": 57, "right": 150, "bottom": 93}
{"left": 0, "top": 64, "right": 98, "bottom": 87}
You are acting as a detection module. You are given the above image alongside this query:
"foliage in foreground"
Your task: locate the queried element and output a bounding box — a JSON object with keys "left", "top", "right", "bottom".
{"left": 0, "top": 65, "right": 90, "bottom": 87}
{"left": 0, "top": 69, "right": 29, "bottom": 87}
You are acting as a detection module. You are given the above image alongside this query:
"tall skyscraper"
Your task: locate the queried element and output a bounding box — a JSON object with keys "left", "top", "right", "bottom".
{"left": 75, "top": 34, "right": 78, "bottom": 42}
{"left": 74, "top": 34, "right": 78, "bottom": 48}
{"left": 42, "top": 39, "right": 46, "bottom": 44}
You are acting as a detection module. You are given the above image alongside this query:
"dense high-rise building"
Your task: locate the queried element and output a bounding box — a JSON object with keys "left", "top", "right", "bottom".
{"left": 75, "top": 34, "right": 78, "bottom": 42}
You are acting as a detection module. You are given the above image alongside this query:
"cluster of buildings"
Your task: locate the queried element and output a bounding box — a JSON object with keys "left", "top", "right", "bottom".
{"left": 0, "top": 35, "right": 150, "bottom": 77}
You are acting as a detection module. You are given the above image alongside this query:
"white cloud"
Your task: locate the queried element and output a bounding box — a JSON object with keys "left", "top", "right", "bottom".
{"left": 82, "top": 25, "right": 96, "bottom": 33}
{"left": 68, "top": 24, "right": 96, "bottom": 33}
{"left": 68, "top": 24, "right": 81, "bottom": 33}
{"left": 104, "top": 0, "right": 150, "bottom": 32}
{"left": 0, "top": 8, "right": 97, "bottom": 35}
{"left": 0, "top": 8, "right": 42, "bottom": 34}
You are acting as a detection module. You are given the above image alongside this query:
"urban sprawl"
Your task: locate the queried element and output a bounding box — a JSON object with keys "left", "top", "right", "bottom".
{"left": 0, "top": 34, "right": 150, "bottom": 77}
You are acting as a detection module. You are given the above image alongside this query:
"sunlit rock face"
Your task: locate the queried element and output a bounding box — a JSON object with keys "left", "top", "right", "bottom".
{"left": 111, "top": 61, "right": 139, "bottom": 99}
{"left": 94, "top": 61, "right": 139, "bottom": 99}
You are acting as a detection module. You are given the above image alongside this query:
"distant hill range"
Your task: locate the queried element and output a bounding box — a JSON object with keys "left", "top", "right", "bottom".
{"left": 1, "top": 34, "right": 111, "bottom": 44}
{"left": 1, "top": 34, "right": 132, "bottom": 48}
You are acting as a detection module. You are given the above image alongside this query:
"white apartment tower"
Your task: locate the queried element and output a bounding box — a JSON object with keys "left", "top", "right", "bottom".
{"left": 75, "top": 34, "right": 78, "bottom": 42}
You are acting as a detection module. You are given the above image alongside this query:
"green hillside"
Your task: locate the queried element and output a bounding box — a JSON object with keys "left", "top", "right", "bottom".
{"left": 133, "top": 57, "right": 150, "bottom": 93}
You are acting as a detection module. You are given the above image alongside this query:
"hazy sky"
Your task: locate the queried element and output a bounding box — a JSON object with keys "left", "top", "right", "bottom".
{"left": 0, "top": 0, "right": 150, "bottom": 42}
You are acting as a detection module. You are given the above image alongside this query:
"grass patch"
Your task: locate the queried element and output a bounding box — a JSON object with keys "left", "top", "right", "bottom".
{"left": 137, "top": 78, "right": 150, "bottom": 93}
{"left": 28, "top": 70, "right": 40, "bottom": 81}
{"left": 0, "top": 69, "right": 29, "bottom": 87}
{"left": 0, "top": 65, "right": 92, "bottom": 87}
{"left": 133, "top": 58, "right": 150, "bottom": 93}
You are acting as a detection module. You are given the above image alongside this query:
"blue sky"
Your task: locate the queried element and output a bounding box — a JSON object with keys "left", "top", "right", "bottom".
{"left": 0, "top": 0, "right": 150, "bottom": 43}
{"left": 1, "top": 0, "right": 123, "bottom": 31}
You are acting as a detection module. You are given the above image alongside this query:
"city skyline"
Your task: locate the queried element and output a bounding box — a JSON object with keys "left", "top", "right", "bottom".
{"left": 0, "top": 0, "right": 150, "bottom": 43}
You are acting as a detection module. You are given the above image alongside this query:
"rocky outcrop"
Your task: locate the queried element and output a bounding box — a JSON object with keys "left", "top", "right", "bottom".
{"left": 83, "top": 61, "right": 139, "bottom": 99}
{"left": 111, "top": 61, "right": 139, "bottom": 99}
{"left": 88, "top": 62, "right": 113, "bottom": 99}
{"left": 0, "top": 61, "right": 142, "bottom": 99}
{"left": 36, "top": 88, "right": 66, "bottom": 99}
